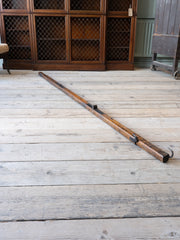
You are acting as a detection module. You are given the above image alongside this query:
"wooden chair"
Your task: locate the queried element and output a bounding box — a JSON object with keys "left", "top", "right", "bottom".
{"left": 151, "top": 0, "right": 180, "bottom": 79}
{"left": 0, "top": 43, "right": 10, "bottom": 74}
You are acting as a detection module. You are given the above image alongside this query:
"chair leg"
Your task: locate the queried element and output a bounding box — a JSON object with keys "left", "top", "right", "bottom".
{"left": 151, "top": 53, "right": 157, "bottom": 71}
{"left": 172, "top": 56, "right": 178, "bottom": 74}
{"left": 172, "top": 55, "right": 179, "bottom": 79}
{"left": 3, "top": 53, "right": 11, "bottom": 74}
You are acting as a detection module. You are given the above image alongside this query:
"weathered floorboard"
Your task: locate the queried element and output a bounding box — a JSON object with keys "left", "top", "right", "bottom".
{"left": 0, "top": 218, "right": 180, "bottom": 240}
{"left": 0, "top": 81, "right": 180, "bottom": 90}
{"left": 0, "top": 108, "right": 180, "bottom": 118}
{"left": 0, "top": 183, "right": 180, "bottom": 221}
{"left": 0, "top": 142, "right": 179, "bottom": 161}
{"left": 0, "top": 128, "right": 179, "bottom": 143}
{"left": 1, "top": 117, "right": 180, "bottom": 129}
{"left": 1, "top": 88, "right": 180, "bottom": 95}
{"left": 0, "top": 160, "right": 179, "bottom": 187}
{"left": 0, "top": 100, "right": 178, "bottom": 109}
{"left": 1, "top": 93, "right": 180, "bottom": 101}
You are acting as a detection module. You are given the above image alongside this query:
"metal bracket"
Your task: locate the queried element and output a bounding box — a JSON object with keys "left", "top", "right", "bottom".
{"left": 92, "top": 105, "right": 98, "bottom": 110}
{"left": 168, "top": 148, "right": 174, "bottom": 158}
{"left": 87, "top": 103, "right": 98, "bottom": 110}
{"left": 130, "top": 134, "right": 139, "bottom": 144}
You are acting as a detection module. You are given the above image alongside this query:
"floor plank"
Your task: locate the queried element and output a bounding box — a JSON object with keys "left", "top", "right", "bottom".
{"left": 1, "top": 88, "right": 180, "bottom": 95}
{"left": 0, "top": 218, "right": 180, "bottom": 240}
{"left": 0, "top": 100, "right": 178, "bottom": 109}
{"left": 0, "top": 128, "right": 180, "bottom": 143}
{"left": 0, "top": 183, "right": 180, "bottom": 221}
{"left": 0, "top": 142, "right": 178, "bottom": 161}
{"left": 1, "top": 108, "right": 180, "bottom": 118}
{"left": 1, "top": 117, "right": 180, "bottom": 129}
{"left": 1, "top": 93, "right": 180, "bottom": 101}
{"left": 0, "top": 160, "right": 180, "bottom": 187}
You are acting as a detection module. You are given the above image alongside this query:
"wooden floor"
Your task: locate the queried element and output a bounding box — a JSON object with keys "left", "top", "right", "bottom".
{"left": 0, "top": 68, "right": 180, "bottom": 239}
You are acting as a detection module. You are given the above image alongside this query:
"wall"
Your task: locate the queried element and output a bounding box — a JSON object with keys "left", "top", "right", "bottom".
{"left": 135, "top": 0, "right": 156, "bottom": 57}
{"left": 134, "top": 0, "right": 156, "bottom": 67}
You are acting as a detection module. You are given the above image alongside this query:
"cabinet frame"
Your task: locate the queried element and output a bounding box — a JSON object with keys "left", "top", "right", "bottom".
{"left": 0, "top": 0, "right": 30, "bottom": 13}
{"left": 32, "top": 13, "right": 69, "bottom": 64}
{"left": 30, "top": 0, "right": 68, "bottom": 14}
{"left": 69, "top": 15, "right": 105, "bottom": 64}
{"left": 69, "top": 0, "right": 106, "bottom": 15}
{"left": 0, "top": 0, "right": 137, "bottom": 71}
{"left": 1, "top": 12, "right": 34, "bottom": 69}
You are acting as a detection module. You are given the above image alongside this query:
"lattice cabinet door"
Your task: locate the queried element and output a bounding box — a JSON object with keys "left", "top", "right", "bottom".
{"left": 33, "top": 0, "right": 65, "bottom": 11}
{"left": 35, "top": 15, "right": 67, "bottom": 62}
{"left": 1, "top": 0, "right": 28, "bottom": 11}
{"left": 70, "top": 16, "right": 102, "bottom": 63}
{"left": 70, "top": 0, "right": 103, "bottom": 13}
{"left": 3, "top": 15, "right": 32, "bottom": 61}
{"left": 106, "top": 17, "right": 134, "bottom": 64}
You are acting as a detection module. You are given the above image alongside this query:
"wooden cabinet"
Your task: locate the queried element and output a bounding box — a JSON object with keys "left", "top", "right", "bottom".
{"left": 0, "top": 0, "right": 137, "bottom": 71}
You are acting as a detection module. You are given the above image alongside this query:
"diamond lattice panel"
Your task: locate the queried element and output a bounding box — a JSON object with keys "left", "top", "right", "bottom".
{"left": 2, "top": 0, "right": 27, "bottom": 9}
{"left": 71, "top": 17, "right": 100, "bottom": 61}
{"left": 37, "top": 40, "right": 66, "bottom": 60}
{"left": 36, "top": 16, "right": 66, "bottom": 60}
{"left": 4, "top": 16, "right": 31, "bottom": 60}
{"left": 4, "top": 16, "right": 29, "bottom": 30}
{"left": 107, "top": 48, "right": 129, "bottom": 61}
{"left": 107, "top": 18, "right": 131, "bottom": 61}
{"left": 6, "top": 31, "right": 30, "bottom": 46}
{"left": 71, "top": 18, "right": 100, "bottom": 39}
{"left": 109, "top": 0, "right": 132, "bottom": 11}
{"left": 107, "top": 32, "right": 130, "bottom": 48}
{"left": 72, "top": 40, "right": 100, "bottom": 61}
{"left": 34, "top": 0, "right": 64, "bottom": 9}
{"left": 8, "top": 47, "right": 31, "bottom": 60}
{"left": 71, "top": 0, "right": 100, "bottom": 11}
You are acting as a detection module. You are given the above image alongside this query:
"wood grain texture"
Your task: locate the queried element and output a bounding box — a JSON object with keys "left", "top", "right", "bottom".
{"left": 1, "top": 93, "right": 180, "bottom": 101}
{"left": 1, "top": 108, "right": 180, "bottom": 118}
{"left": 0, "top": 128, "right": 180, "bottom": 143}
{"left": 1, "top": 117, "right": 180, "bottom": 129}
{"left": 0, "top": 218, "right": 180, "bottom": 240}
{"left": 0, "top": 160, "right": 180, "bottom": 187}
{"left": 0, "top": 80, "right": 180, "bottom": 90}
{"left": 0, "top": 183, "right": 180, "bottom": 221}
{"left": 0, "top": 100, "right": 178, "bottom": 109}
{"left": 0, "top": 142, "right": 179, "bottom": 161}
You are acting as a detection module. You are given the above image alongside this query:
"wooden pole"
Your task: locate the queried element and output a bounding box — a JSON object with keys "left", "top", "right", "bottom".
{"left": 39, "top": 72, "right": 174, "bottom": 163}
